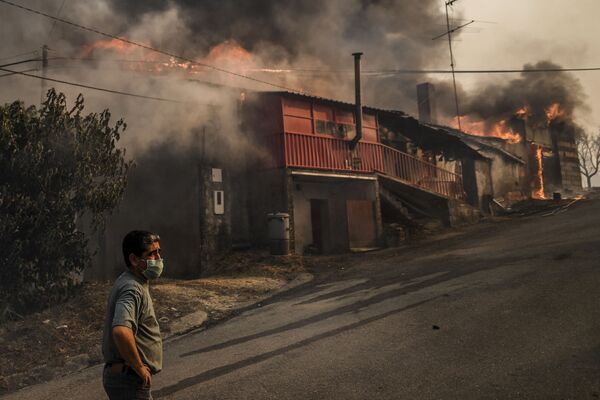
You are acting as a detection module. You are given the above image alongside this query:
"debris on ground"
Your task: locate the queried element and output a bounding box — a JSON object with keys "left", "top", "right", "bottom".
{"left": 497, "top": 198, "right": 582, "bottom": 217}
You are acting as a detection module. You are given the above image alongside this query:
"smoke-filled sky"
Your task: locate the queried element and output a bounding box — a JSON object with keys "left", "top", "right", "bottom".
{"left": 1, "top": 1, "right": 599, "bottom": 157}
{"left": 450, "top": 0, "right": 599, "bottom": 129}
{"left": 0, "top": 0, "right": 451, "bottom": 153}
{"left": 450, "top": 0, "right": 600, "bottom": 184}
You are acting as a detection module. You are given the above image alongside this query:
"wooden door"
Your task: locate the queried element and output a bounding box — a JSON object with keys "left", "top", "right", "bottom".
{"left": 310, "top": 199, "right": 327, "bottom": 253}
{"left": 346, "top": 200, "right": 376, "bottom": 249}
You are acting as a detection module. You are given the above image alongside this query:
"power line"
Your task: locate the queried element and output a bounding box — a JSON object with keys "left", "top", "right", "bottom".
{"left": 362, "top": 66, "right": 600, "bottom": 75}
{"left": 0, "top": 58, "right": 41, "bottom": 68}
{"left": 47, "top": 0, "right": 67, "bottom": 39}
{"left": 46, "top": 56, "right": 600, "bottom": 75}
{"left": 0, "top": 0, "right": 306, "bottom": 94}
{"left": 0, "top": 50, "right": 38, "bottom": 62}
{"left": 0, "top": 67, "right": 187, "bottom": 103}
{"left": 0, "top": 68, "right": 37, "bottom": 78}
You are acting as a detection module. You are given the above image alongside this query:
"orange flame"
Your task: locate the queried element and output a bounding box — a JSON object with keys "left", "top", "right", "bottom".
{"left": 79, "top": 39, "right": 255, "bottom": 77}
{"left": 514, "top": 106, "right": 530, "bottom": 119}
{"left": 453, "top": 116, "right": 522, "bottom": 144}
{"left": 545, "top": 103, "right": 564, "bottom": 125}
{"left": 203, "top": 40, "right": 254, "bottom": 69}
{"left": 80, "top": 38, "right": 150, "bottom": 57}
{"left": 533, "top": 146, "right": 545, "bottom": 199}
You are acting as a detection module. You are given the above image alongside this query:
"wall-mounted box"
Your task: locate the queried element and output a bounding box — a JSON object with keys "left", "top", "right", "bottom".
{"left": 212, "top": 168, "right": 222, "bottom": 182}
{"left": 214, "top": 190, "right": 224, "bottom": 215}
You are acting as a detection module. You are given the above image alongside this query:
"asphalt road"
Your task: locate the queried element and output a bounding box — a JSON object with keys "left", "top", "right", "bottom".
{"left": 8, "top": 199, "right": 600, "bottom": 399}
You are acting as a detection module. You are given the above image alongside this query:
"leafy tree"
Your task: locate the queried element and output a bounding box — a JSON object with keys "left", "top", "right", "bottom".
{"left": 0, "top": 89, "right": 132, "bottom": 317}
{"left": 576, "top": 129, "right": 600, "bottom": 189}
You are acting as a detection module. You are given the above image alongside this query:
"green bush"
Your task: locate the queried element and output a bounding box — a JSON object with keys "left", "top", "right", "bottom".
{"left": 0, "top": 89, "right": 132, "bottom": 317}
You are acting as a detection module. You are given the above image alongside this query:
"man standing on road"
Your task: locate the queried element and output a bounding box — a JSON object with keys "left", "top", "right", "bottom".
{"left": 102, "top": 230, "right": 164, "bottom": 399}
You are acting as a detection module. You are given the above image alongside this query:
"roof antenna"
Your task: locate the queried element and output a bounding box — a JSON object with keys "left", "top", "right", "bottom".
{"left": 433, "top": 0, "right": 473, "bottom": 131}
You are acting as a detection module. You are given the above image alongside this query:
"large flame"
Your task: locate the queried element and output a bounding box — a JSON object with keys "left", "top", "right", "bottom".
{"left": 79, "top": 38, "right": 255, "bottom": 76}
{"left": 80, "top": 38, "right": 139, "bottom": 56}
{"left": 203, "top": 40, "right": 254, "bottom": 69}
{"left": 533, "top": 146, "right": 545, "bottom": 199}
{"left": 452, "top": 116, "right": 522, "bottom": 144}
{"left": 545, "top": 103, "right": 564, "bottom": 125}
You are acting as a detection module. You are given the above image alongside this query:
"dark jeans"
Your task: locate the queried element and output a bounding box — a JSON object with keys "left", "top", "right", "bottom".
{"left": 103, "top": 364, "right": 152, "bottom": 400}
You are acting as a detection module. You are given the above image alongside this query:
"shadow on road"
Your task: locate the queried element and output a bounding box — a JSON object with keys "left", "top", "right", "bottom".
{"left": 154, "top": 294, "right": 444, "bottom": 398}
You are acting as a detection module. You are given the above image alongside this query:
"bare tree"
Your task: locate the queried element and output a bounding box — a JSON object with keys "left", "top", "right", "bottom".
{"left": 576, "top": 129, "right": 600, "bottom": 189}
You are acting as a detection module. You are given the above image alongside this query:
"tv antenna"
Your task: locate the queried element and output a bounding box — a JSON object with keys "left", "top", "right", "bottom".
{"left": 433, "top": 0, "right": 473, "bottom": 131}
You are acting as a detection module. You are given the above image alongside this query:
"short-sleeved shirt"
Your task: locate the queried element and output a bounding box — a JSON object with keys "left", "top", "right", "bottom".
{"left": 102, "top": 269, "right": 162, "bottom": 373}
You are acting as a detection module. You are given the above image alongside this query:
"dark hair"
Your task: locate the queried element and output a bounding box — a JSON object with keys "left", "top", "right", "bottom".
{"left": 122, "top": 230, "right": 161, "bottom": 267}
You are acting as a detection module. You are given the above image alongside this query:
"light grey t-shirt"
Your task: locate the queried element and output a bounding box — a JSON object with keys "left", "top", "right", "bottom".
{"left": 102, "top": 269, "right": 162, "bottom": 373}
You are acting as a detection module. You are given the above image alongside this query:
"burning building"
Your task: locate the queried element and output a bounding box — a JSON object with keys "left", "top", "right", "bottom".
{"left": 87, "top": 83, "right": 482, "bottom": 279}
{"left": 413, "top": 77, "right": 583, "bottom": 211}
{"left": 87, "top": 73, "right": 586, "bottom": 279}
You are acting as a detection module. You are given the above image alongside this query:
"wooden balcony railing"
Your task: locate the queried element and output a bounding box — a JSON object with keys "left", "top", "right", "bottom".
{"left": 267, "top": 132, "right": 464, "bottom": 200}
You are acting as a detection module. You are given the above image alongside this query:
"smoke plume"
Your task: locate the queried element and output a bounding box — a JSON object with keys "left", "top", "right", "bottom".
{"left": 0, "top": 0, "right": 454, "bottom": 128}
{"left": 1, "top": 1, "right": 589, "bottom": 146}
{"left": 435, "top": 61, "right": 588, "bottom": 130}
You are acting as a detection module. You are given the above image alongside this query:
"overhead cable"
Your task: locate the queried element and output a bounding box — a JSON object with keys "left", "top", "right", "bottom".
{"left": 0, "top": 67, "right": 187, "bottom": 103}
{"left": 0, "top": 50, "right": 38, "bottom": 62}
{"left": 362, "top": 67, "right": 600, "bottom": 75}
{"left": 0, "top": 0, "right": 306, "bottom": 94}
{"left": 0, "top": 68, "right": 37, "bottom": 78}
{"left": 0, "top": 59, "right": 41, "bottom": 68}
{"left": 44, "top": 57, "right": 600, "bottom": 76}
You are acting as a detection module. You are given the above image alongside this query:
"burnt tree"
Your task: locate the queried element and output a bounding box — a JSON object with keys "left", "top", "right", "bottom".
{"left": 576, "top": 129, "right": 600, "bottom": 189}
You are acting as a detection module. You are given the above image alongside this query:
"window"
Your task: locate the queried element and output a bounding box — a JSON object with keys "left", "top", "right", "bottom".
{"left": 334, "top": 109, "right": 355, "bottom": 140}
{"left": 336, "top": 123, "right": 356, "bottom": 140}
{"left": 314, "top": 104, "right": 335, "bottom": 136}
{"left": 315, "top": 120, "right": 337, "bottom": 135}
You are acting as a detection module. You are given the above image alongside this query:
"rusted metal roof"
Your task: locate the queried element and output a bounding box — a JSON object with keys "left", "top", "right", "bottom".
{"left": 425, "top": 124, "right": 525, "bottom": 164}
{"left": 263, "top": 91, "right": 524, "bottom": 164}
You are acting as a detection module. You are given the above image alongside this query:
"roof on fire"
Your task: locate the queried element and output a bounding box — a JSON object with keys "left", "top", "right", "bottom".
{"left": 259, "top": 91, "right": 525, "bottom": 164}
{"left": 426, "top": 124, "right": 526, "bottom": 165}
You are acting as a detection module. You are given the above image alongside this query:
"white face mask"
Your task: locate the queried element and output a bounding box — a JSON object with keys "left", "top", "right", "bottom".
{"left": 142, "top": 258, "right": 164, "bottom": 280}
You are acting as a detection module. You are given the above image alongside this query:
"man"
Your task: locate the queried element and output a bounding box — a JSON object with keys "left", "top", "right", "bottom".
{"left": 102, "top": 230, "right": 164, "bottom": 400}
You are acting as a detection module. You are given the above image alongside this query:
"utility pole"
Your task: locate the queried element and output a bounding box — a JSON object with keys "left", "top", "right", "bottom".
{"left": 444, "top": 0, "right": 462, "bottom": 131}
{"left": 40, "top": 44, "right": 48, "bottom": 104}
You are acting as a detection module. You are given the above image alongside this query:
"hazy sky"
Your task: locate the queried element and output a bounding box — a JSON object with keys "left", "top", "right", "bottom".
{"left": 446, "top": 0, "right": 600, "bottom": 132}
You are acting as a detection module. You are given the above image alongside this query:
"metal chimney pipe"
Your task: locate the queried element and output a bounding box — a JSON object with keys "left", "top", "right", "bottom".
{"left": 350, "top": 52, "right": 363, "bottom": 149}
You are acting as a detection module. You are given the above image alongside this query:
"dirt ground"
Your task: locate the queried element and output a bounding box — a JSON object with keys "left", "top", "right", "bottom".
{"left": 0, "top": 251, "right": 308, "bottom": 396}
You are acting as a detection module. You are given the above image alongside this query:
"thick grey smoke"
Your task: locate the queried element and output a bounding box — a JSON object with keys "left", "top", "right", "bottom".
{"left": 0, "top": 0, "right": 453, "bottom": 119}
{"left": 434, "top": 61, "right": 588, "bottom": 129}
{"left": 1, "top": 0, "right": 589, "bottom": 134}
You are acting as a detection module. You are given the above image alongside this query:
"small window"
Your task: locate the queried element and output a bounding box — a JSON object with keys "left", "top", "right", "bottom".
{"left": 315, "top": 120, "right": 337, "bottom": 135}
{"left": 335, "top": 123, "right": 356, "bottom": 140}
